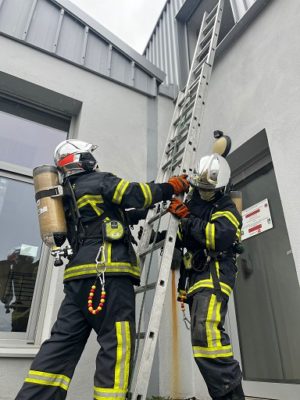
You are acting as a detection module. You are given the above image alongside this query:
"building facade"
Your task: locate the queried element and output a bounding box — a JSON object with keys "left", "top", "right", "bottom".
{"left": 0, "top": 0, "right": 299, "bottom": 400}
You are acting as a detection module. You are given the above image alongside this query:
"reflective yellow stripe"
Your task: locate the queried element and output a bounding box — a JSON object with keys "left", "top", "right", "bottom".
{"left": 77, "top": 194, "right": 104, "bottom": 216}
{"left": 193, "top": 344, "right": 233, "bottom": 358}
{"left": 115, "top": 322, "right": 122, "bottom": 388}
{"left": 205, "top": 222, "right": 215, "bottom": 250}
{"left": 187, "top": 279, "right": 232, "bottom": 297}
{"left": 94, "top": 387, "right": 127, "bottom": 400}
{"left": 211, "top": 211, "right": 240, "bottom": 229}
{"left": 64, "top": 263, "right": 140, "bottom": 281}
{"left": 215, "top": 298, "right": 222, "bottom": 347}
{"left": 124, "top": 322, "right": 131, "bottom": 389}
{"left": 114, "top": 321, "right": 131, "bottom": 390}
{"left": 112, "top": 180, "right": 130, "bottom": 204}
{"left": 205, "top": 294, "right": 222, "bottom": 348}
{"left": 139, "top": 183, "right": 152, "bottom": 208}
{"left": 25, "top": 370, "right": 70, "bottom": 391}
{"left": 206, "top": 294, "right": 216, "bottom": 348}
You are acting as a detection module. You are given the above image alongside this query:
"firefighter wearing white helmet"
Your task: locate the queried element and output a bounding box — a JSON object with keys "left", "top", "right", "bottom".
{"left": 167, "top": 153, "right": 245, "bottom": 400}
{"left": 16, "top": 138, "right": 190, "bottom": 400}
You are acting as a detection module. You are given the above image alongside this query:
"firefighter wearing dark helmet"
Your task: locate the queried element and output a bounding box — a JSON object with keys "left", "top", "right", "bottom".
{"left": 167, "top": 153, "right": 245, "bottom": 400}
{"left": 16, "top": 139, "right": 189, "bottom": 400}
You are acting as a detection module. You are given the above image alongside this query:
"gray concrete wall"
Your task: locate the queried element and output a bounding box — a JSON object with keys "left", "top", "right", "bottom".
{"left": 0, "top": 34, "right": 164, "bottom": 399}
{"left": 200, "top": 0, "right": 300, "bottom": 283}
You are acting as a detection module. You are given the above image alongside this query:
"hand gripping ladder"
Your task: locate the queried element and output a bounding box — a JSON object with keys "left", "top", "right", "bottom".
{"left": 129, "top": 1, "right": 224, "bottom": 398}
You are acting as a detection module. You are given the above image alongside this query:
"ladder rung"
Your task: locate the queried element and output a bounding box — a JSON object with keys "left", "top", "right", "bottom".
{"left": 173, "top": 107, "right": 193, "bottom": 127}
{"left": 188, "top": 77, "right": 200, "bottom": 94}
{"left": 203, "top": 14, "right": 216, "bottom": 35}
{"left": 161, "top": 148, "right": 184, "bottom": 171}
{"left": 205, "top": 3, "right": 218, "bottom": 24}
{"left": 163, "top": 156, "right": 182, "bottom": 172}
{"left": 192, "top": 58, "right": 205, "bottom": 77}
{"left": 178, "top": 93, "right": 190, "bottom": 108}
{"left": 199, "top": 26, "right": 214, "bottom": 49}
{"left": 136, "top": 332, "right": 145, "bottom": 339}
{"left": 166, "top": 131, "right": 188, "bottom": 155}
{"left": 135, "top": 282, "right": 156, "bottom": 294}
{"left": 197, "top": 40, "right": 210, "bottom": 62}
{"left": 139, "top": 239, "right": 165, "bottom": 258}
{"left": 147, "top": 209, "right": 168, "bottom": 225}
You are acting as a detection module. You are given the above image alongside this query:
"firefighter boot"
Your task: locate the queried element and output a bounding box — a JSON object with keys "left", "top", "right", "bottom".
{"left": 213, "top": 383, "right": 245, "bottom": 400}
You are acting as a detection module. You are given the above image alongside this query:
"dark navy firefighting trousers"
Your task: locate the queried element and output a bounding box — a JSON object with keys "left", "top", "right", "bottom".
{"left": 15, "top": 277, "right": 135, "bottom": 400}
{"left": 189, "top": 288, "right": 242, "bottom": 398}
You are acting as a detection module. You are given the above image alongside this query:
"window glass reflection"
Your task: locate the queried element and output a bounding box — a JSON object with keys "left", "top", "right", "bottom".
{"left": 0, "top": 110, "right": 67, "bottom": 169}
{"left": 0, "top": 177, "right": 41, "bottom": 333}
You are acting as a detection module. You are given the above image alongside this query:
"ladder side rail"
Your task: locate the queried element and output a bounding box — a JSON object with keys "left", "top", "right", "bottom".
{"left": 131, "top": 215, "right": 179, "bottom": 400}
{"left": 184, "top": 11, "right": 208, "bottom": 92}
{"left": 180, "top": 1, "right": 224, "bottom": 172}
{"left": 180, "top": 63, "right": 211, "bottom": 174}
{"left": 206, "top": 0, "right": 224, "bottom": 67}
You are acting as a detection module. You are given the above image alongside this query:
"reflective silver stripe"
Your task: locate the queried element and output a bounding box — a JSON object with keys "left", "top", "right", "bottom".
{"left": 25, "top": 370, "right": 70, "bottom": 391}
{"left": 187, "top": 279, "right": 232, "bottom": 297}
{"left": 193, "top": 345, "right": 233, "bottom": 358}
{"left": 64, "top": 263, "right": 140, "bottom": 280}
{"left": 94, "top": 387, "right": 127, "bottom": 399}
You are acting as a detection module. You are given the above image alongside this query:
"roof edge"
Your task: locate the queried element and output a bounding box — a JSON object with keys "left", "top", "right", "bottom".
{"left": 54, "top": 0, "right": 165, "bottom": 82}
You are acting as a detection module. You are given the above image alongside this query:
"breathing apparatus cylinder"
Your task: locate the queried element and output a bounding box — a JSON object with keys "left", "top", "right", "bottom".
{"left": 33, "top": 165, "right": 67, "bottom": 248}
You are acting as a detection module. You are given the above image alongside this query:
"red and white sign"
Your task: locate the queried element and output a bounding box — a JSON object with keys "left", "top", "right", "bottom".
{"left": 241, "top": 198, "right": 273, "bottom": 240}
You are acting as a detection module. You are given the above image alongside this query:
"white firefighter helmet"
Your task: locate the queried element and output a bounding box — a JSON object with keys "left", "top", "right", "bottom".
{"left": 54, "top": 139, "right": 98, "bottom": 178}
{"left": 189, "top": 153, "right": 231, "bottom": 201}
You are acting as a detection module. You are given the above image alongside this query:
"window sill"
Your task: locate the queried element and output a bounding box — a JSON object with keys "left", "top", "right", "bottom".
{"left": 0, "top": 346, "right": 39, "bottom": 358}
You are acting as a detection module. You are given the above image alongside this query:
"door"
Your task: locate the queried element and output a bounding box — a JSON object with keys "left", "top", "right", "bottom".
{"left": 228, "top": 162, "right": 300, "bottom": 399}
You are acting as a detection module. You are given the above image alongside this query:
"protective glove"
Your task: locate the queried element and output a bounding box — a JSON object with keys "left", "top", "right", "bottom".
{"left": 167, "top": 198, "right": 190, "bottom": 219}
{"left": 168, "top": 174, "right": 190, "bottom": 195}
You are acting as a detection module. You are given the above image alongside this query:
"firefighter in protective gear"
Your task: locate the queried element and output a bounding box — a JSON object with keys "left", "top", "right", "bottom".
{"left": 168, "top": 154, "right": 245, "bottom": 400}
{"left": 16, "top": 139, "right": 189, "bottom": 400}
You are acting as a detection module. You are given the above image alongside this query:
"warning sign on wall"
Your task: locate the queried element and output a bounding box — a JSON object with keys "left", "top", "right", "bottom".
{"left": 241, "top": 198, "right": 273, "bottom": 241}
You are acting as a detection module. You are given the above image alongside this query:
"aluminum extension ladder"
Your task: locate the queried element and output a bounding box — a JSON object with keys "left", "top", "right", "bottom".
{"left": 129, "top": 1, "right": 225, "bottom": 398}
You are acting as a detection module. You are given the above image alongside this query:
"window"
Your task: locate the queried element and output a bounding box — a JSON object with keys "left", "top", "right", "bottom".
{"left": 0, "top": 97, "right": 69, "bottom": 345}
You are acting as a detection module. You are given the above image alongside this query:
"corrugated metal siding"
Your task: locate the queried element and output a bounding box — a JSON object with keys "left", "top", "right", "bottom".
{"left": 0, "top": 0, "right": 164, "bottom": 97}
{"left": 144, "top": 0, "right": 185, "bottom": 87}
{"left": 144, "top": 0, "right": 258, "bottom": 88}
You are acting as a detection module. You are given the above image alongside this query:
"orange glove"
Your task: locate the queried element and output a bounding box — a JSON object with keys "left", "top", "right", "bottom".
{"left": 167, "top": 198, "right": 190, "bottom": 218}
{"left": 168, "top": 174, "right": 190, "bottom": 195}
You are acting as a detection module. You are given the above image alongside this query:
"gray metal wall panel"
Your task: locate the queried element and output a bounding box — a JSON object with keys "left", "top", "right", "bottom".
{"left": 56, "top": 13, "right": 85, "bottom": 63}
{"left": 144, "top": 0, "right": 184, "bottom": 87}
{"left": 135, "top": 67, "right": 154, "bottom": 95}
{"left": 0, "top": 0, "right": 165, "bottom": 97}
{"left": 26, "top": 0, "right": 61, "bottom": 51}
{"left": 0, "top": 0, "right": 33, "bottom": 38}
{"left": 110, "top": 50, "right": 132, "bottom": 86}
{"left": 84, "top": 31, "right": 109, "bottom": 75}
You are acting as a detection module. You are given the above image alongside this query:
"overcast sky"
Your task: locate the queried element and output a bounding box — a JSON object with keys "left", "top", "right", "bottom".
{"left": 68, "top": 0, "right": 167, "bottom": 54}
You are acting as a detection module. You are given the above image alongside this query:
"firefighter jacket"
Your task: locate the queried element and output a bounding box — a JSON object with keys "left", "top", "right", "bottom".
{"left": 63, "top": 170, "right": 174, "bottom": 284}
{"left": 177, "top": 189, "right": 242, "bottom": 299}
